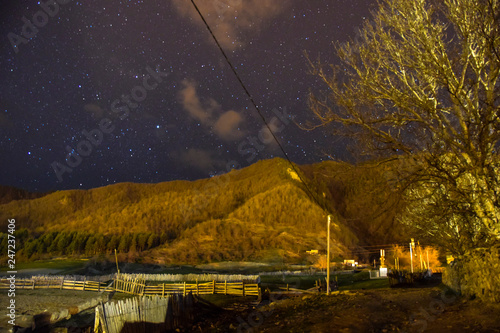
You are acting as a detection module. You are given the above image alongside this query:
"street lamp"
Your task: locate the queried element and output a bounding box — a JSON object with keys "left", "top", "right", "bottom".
{"left": 410, "top": 238, "right": 415, "bottom": 273}
{"left": 327, "top": 215, "right": 331, "bottom": 295}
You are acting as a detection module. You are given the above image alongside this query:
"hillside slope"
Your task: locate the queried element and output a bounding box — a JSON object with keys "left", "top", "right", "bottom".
{"left": 0, "top": 158, "right": 406, "bottom": 264}
{"left": 0, "top": 185, "right": 49, "bottom": 204}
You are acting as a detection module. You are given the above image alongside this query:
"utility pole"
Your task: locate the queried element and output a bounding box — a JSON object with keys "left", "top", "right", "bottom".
{"left": 410, "top": 238, "right": 415, "bottom": 273}
{"left": 418, "top": 241, "right": 423, "bottom": 270}
{"left": 115, "top": 249, "right": 120, "bottom": 277}
{"left": 327, "top": 215, "right": 331, "bottom": 295}
{"left": 427, "top": 249, "right": 430, "bottom": 271}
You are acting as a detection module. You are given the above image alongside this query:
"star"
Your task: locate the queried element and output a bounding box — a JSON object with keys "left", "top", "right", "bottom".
{"left": 0, "top": 0, "right": 374, "bottom": 191}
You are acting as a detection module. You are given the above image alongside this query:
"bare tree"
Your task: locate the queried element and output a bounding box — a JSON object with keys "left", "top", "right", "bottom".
{"left": 307, "top": 0, "right": 500, "bottom": 254}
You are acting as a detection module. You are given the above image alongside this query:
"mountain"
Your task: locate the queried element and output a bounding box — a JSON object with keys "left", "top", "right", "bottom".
{"left": 0, "top": 185, "right": 50, "bottom": 205}
{"left": 0, "top": 158, "right": 407, "bottom": 264}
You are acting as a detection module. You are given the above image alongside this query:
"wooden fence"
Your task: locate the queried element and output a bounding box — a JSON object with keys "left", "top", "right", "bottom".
{"left": 113, "top": 276, "right": 146, "bottom": 295}
{"left": 1, "top": 277, "right": 260, "bottom": 297}
{"left": 17, "top": 274, "right": 116, "bottom": 282}
{"left": 113, "top": 276, "right": 259, "bottom": 297}
{"left": 144, "top": 280, "right": 260, "bottom": 297}
{"left": 94, "top": 294, "right": 194, "bottom": 333}
{"left": 0, "top": 278, "right": 109, "bottom": 292}
{"left": 118, "top": 273, "right": 260, "bottom": 283}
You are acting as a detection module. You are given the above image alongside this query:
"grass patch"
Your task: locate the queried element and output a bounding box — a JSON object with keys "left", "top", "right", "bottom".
{"left": 0, "top": 258, "right": 88, "bottom": 274}
{"left": 260, "top": 274, "right": 323, "bottom": 290}
{"left": 260, "top": 270, "right": 389, "bottom": 291}
{"left": 117, "top": 263, "right": 205, "bottom": 275}
{"left": 339, "top": 278, "right": 390, "bottom": 290}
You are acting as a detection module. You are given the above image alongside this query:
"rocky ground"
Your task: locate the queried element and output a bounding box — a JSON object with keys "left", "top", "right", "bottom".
{"left": 0, "top": 289, "right": 120, "bottom": 333}
{"left": 2, "top": 283, "right": 500, "bottom": 332}
{"left": 194, "top": 285, "right": 500, "bottom": 333}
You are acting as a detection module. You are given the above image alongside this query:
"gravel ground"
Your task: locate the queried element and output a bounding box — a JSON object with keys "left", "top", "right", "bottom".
{"left": 0, "top": 289, "right": 107, "bottom": 332}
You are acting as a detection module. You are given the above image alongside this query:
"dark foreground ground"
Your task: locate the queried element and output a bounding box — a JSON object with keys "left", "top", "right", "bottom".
{"left": 195, "top": 285, "right": 500, "bottom": 333}
{"left": 2, "top": 283, "right": 500, "bottom": 332}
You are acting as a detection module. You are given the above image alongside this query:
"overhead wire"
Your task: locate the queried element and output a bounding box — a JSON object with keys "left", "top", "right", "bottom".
{"left": 347, "top": 244, "right": 410, "bottom": 248}
{"left": 189, "top": 0, "right": 328, "bottom": 213}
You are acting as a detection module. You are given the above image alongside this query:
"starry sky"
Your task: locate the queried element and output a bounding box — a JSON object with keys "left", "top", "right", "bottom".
{"left": 0, "top": 0, "right": 374, "bottom": 192}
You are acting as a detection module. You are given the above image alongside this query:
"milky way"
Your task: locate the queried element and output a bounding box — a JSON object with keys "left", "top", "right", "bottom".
{"left": 0, "top": 0, "right": 374, "bottom": 192}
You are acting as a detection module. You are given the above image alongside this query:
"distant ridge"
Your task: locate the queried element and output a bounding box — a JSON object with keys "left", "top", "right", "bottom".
{"left": 0, "top": 185, "right": 50, "bottom": 205}
{"left": 0, "top": 158, "right": 407, "bottom": 264}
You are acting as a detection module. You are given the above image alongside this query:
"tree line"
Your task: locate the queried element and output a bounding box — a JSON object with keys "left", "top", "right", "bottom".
{"left": 0, "top": 229, "right": 168, "bottom": 261}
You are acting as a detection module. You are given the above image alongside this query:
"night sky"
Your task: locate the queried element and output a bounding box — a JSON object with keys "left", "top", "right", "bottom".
{"left": 0, "top": 0, "right": 374, "bottom": 192}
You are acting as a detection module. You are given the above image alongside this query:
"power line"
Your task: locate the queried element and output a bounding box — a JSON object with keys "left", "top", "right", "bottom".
{"left": 189, "top": 0, "right": 327, "bottom": 212}
{"left": 347, "top": 244, "right": 409, "bottom": 248}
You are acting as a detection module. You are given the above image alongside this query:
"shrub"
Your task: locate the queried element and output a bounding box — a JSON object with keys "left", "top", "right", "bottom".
{"left": 443, "top": 245, "right": 500, "bottom": 303}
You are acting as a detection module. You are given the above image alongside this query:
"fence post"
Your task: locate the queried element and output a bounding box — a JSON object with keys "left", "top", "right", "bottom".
{"left": 94, "top": 306, "right": 101, "bottom": 333}
{"left": 225, "top": 280, "right": 227, "bottom": 295}
{"left": 162, "top": 283, "right": 165, "bottom": 297}
{"left": 242, "top": 281, "right": 245, "bottom": 297}
{"left": 60, "top": 278, "right": 64, "bottom": 290}
{"left": 32, "top": 280, "right": 35, "bottom": 290}
{"left": 213, "top": 280, "right": 216, "bottom": 295}
{"left": 183, "top": 282, "right": 186, "bottom": 296}
{"left": 83, "top": 277, "right": 86, "bottom": 291}
{"left": 196, "top": 280, "right": 199, "bottom": 295}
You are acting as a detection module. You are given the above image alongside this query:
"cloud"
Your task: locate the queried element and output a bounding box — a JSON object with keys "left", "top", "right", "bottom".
{"left": 213, "top": 110, "right": 244, "bottom": 140}
{"left": 178, "top": 79, "right": 245, "bottom": 141}
{"left": 178, "top": 79, "right": 213, "bottom": 124}
{"left": 259, "top": 119, "right": 282, "bottom": 149}
{"left": 172, "top": 0, "right": 290, "bottom": 50}
{"left": 177, "top": 148, "right": 224, "bottom": 172}
{"left": 84, "top": 104, "right": 106, "bottom": 119}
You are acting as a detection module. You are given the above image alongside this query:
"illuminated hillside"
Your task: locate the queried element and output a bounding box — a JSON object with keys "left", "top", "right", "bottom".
{"left": 0, "top": 158, "right": 407, "bottom": 264}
